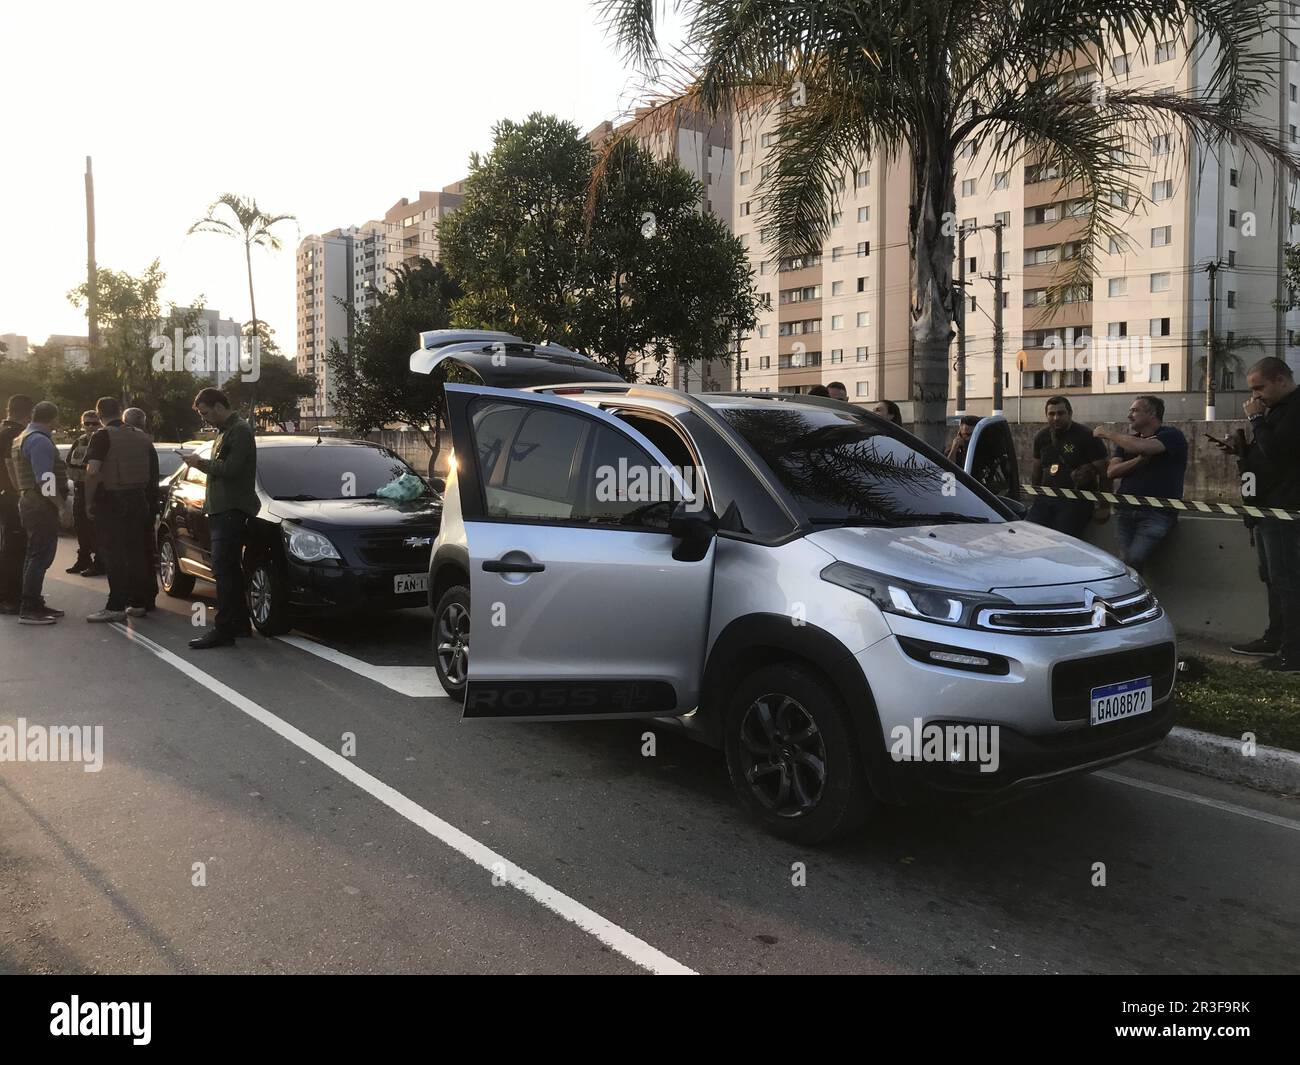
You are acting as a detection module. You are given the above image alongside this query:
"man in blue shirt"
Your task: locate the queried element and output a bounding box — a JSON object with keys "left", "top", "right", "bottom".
{"left": 1095, "top": 394, "right": 1188, "bottom": 574}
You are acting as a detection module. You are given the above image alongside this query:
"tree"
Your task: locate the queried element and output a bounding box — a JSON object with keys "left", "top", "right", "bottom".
{"left": 326, "top": 258, "right": 464, "bottom": 454}
{"left": 67, "top": 260, "right": 204, "bottom": 434}
{"left": 1194, "top": 330, "right": 1263, "bottom": 391}
{"left": 441, "top": 113, "right": 759, "bottom": 380}
{"left": 188, "top": 194, "right": 295, "bottom": 348}
{"left": 598, "top": 0, "right": 1298, "bottom": 445}
{"left": 222, "top": 322, "right": 313, "bottom": 429}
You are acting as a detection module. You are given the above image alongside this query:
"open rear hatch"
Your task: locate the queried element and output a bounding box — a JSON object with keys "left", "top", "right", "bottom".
{"left": 409, "top": 329, "right": 624, "bottom": 388}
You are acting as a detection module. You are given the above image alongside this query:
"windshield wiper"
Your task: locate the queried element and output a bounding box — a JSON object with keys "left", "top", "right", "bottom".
{"left": 272, "top": 494, "right": 321, "bottom": 501}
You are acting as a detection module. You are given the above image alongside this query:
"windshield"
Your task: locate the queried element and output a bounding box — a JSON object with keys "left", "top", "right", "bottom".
{"left": 258, "top": 444, "right": 426, "bottom": 500}
{"left": 157, "top": 450, "right": 187, "bottom": 479}
{"left": 716, "top": 405, "right": 1004, "bottom": 527}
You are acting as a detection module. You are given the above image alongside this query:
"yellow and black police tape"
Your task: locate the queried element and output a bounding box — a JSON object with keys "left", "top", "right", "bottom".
{"left": 1021, "top": 484, "right": 1300, "bottom": 521}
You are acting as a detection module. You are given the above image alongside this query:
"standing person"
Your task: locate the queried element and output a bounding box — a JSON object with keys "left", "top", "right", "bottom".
{"left": 807, "top": 384, "right": 830, "bottom": 397}
{"left": 1028, "top": 396, "right": 1111, "bottom": 536}
{"left": 6, "top": 402, "right": 68, "bottom": 624}
{"left": 65, "top": 409, "right": 104, "bottom": 576}
{"left": 1096, "top": 394, "right": 1188, "bottom": 573}
{"left": 123, "top": 407, "right": 161, "bottom": 611}
{"left": 826, "top": 381, "right": 849, "bottom": 402}
{"left": 83, "top": 396, "right": 154, "bottom": 622}
{"left": 182, "top": 389, "right": 259, "bottom": 649}
{"left": 1239, "top": 357, "right": 1300, "bottom": 672}
{"left": 872, "top": 400, "right": 903, "bottom": 426}
{"left": 946, "top": 415, "right": 981, "bottom": 466}
{"left": 0, "top": 394, "right": 35, "bottom": 614}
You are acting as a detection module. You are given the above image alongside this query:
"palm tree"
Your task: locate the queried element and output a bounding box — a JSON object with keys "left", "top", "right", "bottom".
{"left": 188, "top": 194, "right": 295, "bottom": 350}
{"left": 596, "top": 0, "right": 1296, "bottom": 447}
{"left": 1194, "top": 330, "right": 1264, "bottom": 391}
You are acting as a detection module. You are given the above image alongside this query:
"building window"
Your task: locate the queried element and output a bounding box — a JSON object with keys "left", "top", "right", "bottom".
{"left": 832, "top": 280, "right": 844, "bottom": 296}
{"left": 994, "top": 211, "right": 1010, "bottom": 227}
{"left": 759, "top": 325, "right": 771, "bottom": 338}
{"left": 759, "top": 261, "right": 770, "bottom": 275}
{"left": 856, "top": 382, "right": 869, "bottom": 398}
{"left": 1108, "top": 321, "right": 1128, "bottom": 338}
{"left": 856, "top": 170, "right": 870, "bottom": 188}
{"left": 857, "top": 311, "right": 870, "bottom": 327}
{"left": 1108, "top": 236, "right": 1123, "bottom": 254}
{"left": 1151, "top": 225, "right": 1171, "bottom": 247}
{"left": 740, "top": 170, "right": 751, "bottom": 186}
{"left": 857, "top": 276, "right": 867, "bottom": 292}
{"left": 855, "top": 347, "right": 868, "bottom": 362}
{"left": 761, "top": 132, "right": 777, "bottom": 148}
{"left": 1230, "top": 168, "right": 1239, "bottom": 187}
{"left": 1152, "top": 179, "right": 1173, "bottom": 200}
{"left": 857, "top": 206, "right": 869, "bottom": 223}
{"left": 1151, "top": 133, "right": 1172, "bottom": 155}
{"left": 1148, "top": 363, "right": 1170, "bottom": 382}
{"left": 1227, "top": 290, "right": 1237, "bottom": 308}
{"left": 831, "top": 246, "right": 844, "bottom": 262}
{"left": 739, "top": 201, "right": 750, "bottom": 216}
{"left": 759, "top": 355, "right": 770, "bottom": 369}
{"left": 1150, "top": 317, "right": 1171, "bottom": 336}
{"left": 1112, "top": 54, "right": 1130, "bottom": 75}
{"left": 1108, "top": 366, "right": 1128, "bottom": 384}
{"left": 742, "top": 358, "right": 749, "bottom": 371}
{"left": 1293, "top": 125, "right": 1299, "bottom": 144}
{"left": 1228, "top": 250, "right": 1236, "bottom": 267}
{"left": 1150, "top": 272, "right": 1171, "bottom": 292}
{"left": 1292, "top": 84, "right": 1298, "bottom": 102}
{"left": 959, "top": 142, "right": 975, "bottom": 158}
{"left": 966, "top": 256, "right": 978, "bottom": 273}
{"left": 961, "top": 178, "right": 976, "bottom": 196}
{"left": 830, "top": 349, "right": 843, "bottom": 364}
{"left": 1108, "top": 277, "right": 1128, "bottom": 297}
{"left": 961, "top": 216, "right": 977, "bottom": 231}
{"left": 1154, "top": 40, "right": 1175, "bottom": 64}
{"left": 969, "top": 295, "right": 979, "bottom": 312}
{"left": 831, "top": 211, "right": 843, "bottom": 227}
{"left": 740, "top": 138, "right": 750, "bottom": 154}
{"left": 831, "top": 315, "right": 844, "bottom": 329}
{"left": 1229, "top": 209, "right": 1238, "bottom": 228}
{"left": 993, "top": 171, "right": 1010, "bottom": 190}
{"left": 857, "top": 241, "right": 870, "bottom": 257}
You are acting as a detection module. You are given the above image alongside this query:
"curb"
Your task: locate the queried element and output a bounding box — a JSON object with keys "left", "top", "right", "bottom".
{"left": 1140, "top": 726, "right": 1300, "bottom": 796}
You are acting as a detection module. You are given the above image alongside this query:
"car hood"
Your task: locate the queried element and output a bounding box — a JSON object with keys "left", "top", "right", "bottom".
{"left": 267, "top": 496, "right": 442, "bottom": 531}
{"left": 805, "top": 521, "right": 1127, "bottom": 593}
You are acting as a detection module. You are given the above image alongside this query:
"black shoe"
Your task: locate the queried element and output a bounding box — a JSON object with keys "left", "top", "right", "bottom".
{"left": 189, "top": 631, "right": 236, "bottom": 650}
{"left": 66, "top": 561, "right": 90, "bottom": 574}
{"left": 37, "top": 601, "right": 65, "bottom": 618}
{"left": 0, "top": 601, "right": 19, "bottom": 615}
{"left": 18, "top": 608, "right": 58, "bottom": 625}
{"left": 1231, "top": 637, "right": 1280, "bottom": 657}
{"left": 1260, "top": 654, "right": 1300, "bottom": 673}
{"left": 81, "top": 564, "right": 106, "bottom": 577}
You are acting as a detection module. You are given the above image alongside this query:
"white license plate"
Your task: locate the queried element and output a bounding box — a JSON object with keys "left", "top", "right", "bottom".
{"left": 1090, "top": 676, "right": 1153, "bottom": 726}
{"left": 394, "top": 573, "right": 428, "bottom": 594}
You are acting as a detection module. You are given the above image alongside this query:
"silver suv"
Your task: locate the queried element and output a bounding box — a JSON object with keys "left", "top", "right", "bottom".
{"left": 414, "top": 332, "right": 1177, "bottom": 844}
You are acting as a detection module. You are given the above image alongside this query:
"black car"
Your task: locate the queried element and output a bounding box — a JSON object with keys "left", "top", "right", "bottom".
{"left": 157, "top": 435, "right": 442, "bottom": 634}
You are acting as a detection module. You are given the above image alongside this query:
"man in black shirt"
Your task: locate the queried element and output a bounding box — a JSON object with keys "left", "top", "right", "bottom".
{"left": 1028, "top": 395, "right": 1111, "bottom": 537}
{"left": 0, "top": 394, "right": 36, "bottom": 613}
{"left": 1240, "top": 357, "right": 1300, "bottom": 672}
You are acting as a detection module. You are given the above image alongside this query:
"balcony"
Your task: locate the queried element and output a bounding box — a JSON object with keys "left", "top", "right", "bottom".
{"left": 1023, "top": 213, "right": 1092, "bottom": 245}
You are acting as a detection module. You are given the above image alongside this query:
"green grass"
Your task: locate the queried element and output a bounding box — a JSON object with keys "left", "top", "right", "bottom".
{"left": 1173, "top": 656, "right": 1300, "bottom": 752}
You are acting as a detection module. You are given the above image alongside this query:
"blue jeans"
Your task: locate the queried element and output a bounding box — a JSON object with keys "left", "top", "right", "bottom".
{"left": 210, "top": 509, "right": 250, "bottom": 635}
{"left": 1258, "top": 520, "right": 1300, "bottom": 662}
{"left": 1114, "top": 508, "right": 1177, "bottom": 573}
{"left": 18, "top": 496, "right": 59, "bottom": 610}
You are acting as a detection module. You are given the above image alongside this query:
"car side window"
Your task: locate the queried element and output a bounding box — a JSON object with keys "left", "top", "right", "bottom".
{"left": 579, "top": 424, "right": 675, "bottom": 529}
{"left": 473, "top": 400, "right": 586, "bottom": 520}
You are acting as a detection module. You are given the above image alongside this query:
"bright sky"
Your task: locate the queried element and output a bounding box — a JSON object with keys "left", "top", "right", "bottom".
{"left": 0, "top": 0, "right": 673, "bottom": 352}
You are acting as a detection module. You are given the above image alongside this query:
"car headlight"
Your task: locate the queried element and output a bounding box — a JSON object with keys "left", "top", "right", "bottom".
{"left": 821, "top": 561, "right": 1012, "bottom": 629}
{"left": 282, "top": 520, "right": 341, "bottom": 562}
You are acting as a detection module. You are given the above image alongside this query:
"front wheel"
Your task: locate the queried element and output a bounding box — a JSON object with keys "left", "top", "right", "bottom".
{"left": 432, "top": 585, "right": 470, "bottom": 697}
{"left": 246, "top": 557, "right": 290, "bottom": 636}
{"left": 724, "top": 663, "right": 873, "bottom": 844}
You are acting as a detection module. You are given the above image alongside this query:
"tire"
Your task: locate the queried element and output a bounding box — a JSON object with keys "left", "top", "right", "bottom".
{"left": 158, "top": 531, "right": 195, "bottom": 598}
{"left": 246, "top": 556, "right": 291, "bottom": 636}
{"left": 432, "top": 585, "right": 470, "bottom": 697}
{"left": 724, "top": 663, "right": 873, "bottom": 844}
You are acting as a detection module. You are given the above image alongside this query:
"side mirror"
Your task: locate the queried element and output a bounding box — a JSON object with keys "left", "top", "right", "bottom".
{"left": 999, "top": 495, "right": 1028, "bottom": 519}
{"left": 669, "top": 502, "right": 718, "bottom": 562}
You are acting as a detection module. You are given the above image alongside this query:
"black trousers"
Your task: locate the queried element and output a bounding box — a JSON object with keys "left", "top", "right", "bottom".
{"left": 72, "top": 483, "right": 98, "bottom": 566}
{"left": 97, "top": 488, "right": 150, "bottom": 611}
{"left": 210, "top": 509, "right": 250, "bottom": 635}
{"left": 0, "top": 493, "right": 26, "bottom": 604}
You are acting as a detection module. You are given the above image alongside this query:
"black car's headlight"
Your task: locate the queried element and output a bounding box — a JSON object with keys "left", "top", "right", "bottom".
{"left": 283, "top": 520, "right": 341, "bottom": 562}
{"left": 821, "top": 561, "right": 1012, "bottom": 628}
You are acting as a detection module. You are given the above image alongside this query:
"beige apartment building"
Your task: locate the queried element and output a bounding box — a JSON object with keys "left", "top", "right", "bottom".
{"left": 732, "top": 28, "right": 1300, "bottom": 418}
{"left": 296, "top": 183, "right": 465, "bottom": 421}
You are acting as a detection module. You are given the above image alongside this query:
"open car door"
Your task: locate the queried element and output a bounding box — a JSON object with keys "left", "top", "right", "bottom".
{"left": 964, "top": 415, "right": 1021, "bottom": 503}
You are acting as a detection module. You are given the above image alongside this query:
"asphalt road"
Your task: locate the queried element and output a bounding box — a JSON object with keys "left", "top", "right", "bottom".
{"left": 2, "top": 538, "right": 1298, "bottom": 974}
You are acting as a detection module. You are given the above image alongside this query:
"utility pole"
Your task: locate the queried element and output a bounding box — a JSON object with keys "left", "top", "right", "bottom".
{"left": 734, "top": 324, "right": 743, "bottom": 390}
{"left": 955, "top": 226, "right": 967, "bottom": 416}
{"left": 85, "top": 156, "right": 99, "bottom": 355}
{"left": 991, "top": 220, "right": 1005, "bottom": 415}
{"left": 1205, "top": 260, "right": 1220, "bottom": 420}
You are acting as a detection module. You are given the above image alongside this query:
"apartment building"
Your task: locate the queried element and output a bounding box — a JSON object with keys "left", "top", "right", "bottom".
{"left": 732, "top": 28, "right": 1300, "bottom": 414}
{"left": 295, "top": 183, "right": 465, "bottom": 420}
{"left": 588, "top": 112, "right": 735, "bottom": 390}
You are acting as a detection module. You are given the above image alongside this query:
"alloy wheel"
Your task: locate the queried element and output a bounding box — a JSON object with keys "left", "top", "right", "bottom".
{"left": 737, "top": 693, "right": 827, "bottom": 818}
{"left": 249, "top": 565, "right": 272, "bottom": 625}
{"left": 436, "top": 601, "right": 469, "bottom": 687}
{"left": 159, "top": 540, "right": 176, "bottom": 589}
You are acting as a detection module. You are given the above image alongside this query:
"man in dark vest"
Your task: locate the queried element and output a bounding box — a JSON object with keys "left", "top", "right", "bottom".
{"left": 0, "top": 393, "right": 36, "bottom": 614}
{"left": 6, "top": 401, "right": 69, "bottom": 624}
{"left": 124, "top": 406, "right": 161, "bottom": 611}
{"left": 83, "top": 396, "right": 155, "bottom": 622}
{"left": 65, "top": 408, "right": 104, "bottom": 576}
{"left": 183, "top": 388, "right": 258, "bottom": 649}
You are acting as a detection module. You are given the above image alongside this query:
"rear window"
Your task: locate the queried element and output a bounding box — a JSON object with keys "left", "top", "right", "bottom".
{"left": 716, "top": 405, "right": 1004, "bottom": 527}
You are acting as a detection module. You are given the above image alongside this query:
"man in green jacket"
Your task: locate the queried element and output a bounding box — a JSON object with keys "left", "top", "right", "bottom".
{"left": 183, "top": 388, "right": 259, "bottom": 649}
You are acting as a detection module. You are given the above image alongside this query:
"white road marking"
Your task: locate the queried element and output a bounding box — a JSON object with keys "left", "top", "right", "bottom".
{"left": 112, "top": 624, "right": 694, "bottom": 975}
{"left": 277, "top": 634, "right": 447, "bottom": 699}
{"left": 1096, "top": 770, "right": 1300, "bottom": 833}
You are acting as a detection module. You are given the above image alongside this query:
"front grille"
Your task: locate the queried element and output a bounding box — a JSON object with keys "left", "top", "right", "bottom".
{"left": 978, "top": 589, "right": 1160, "bottom": 634}
{"left": 1051, "top": 642, "right": 1177, "bottom": 722}
{"left": 355, "top": 530, "right": 435, "bottom": 567}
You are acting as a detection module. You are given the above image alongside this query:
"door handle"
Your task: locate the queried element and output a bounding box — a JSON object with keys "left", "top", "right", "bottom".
{"left": 482, "top": 559, "right": 545, "bottom": 574}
